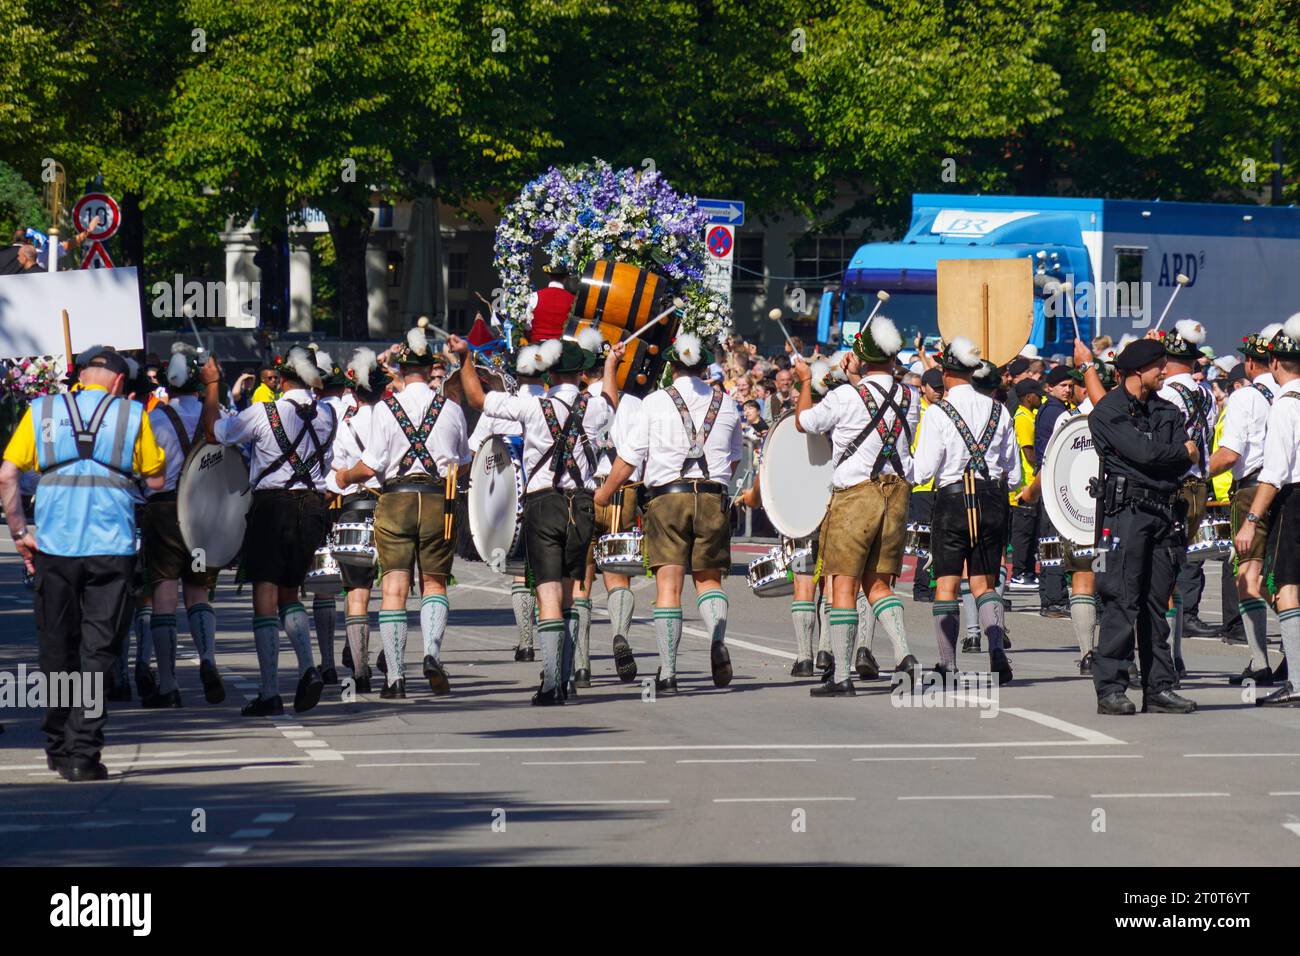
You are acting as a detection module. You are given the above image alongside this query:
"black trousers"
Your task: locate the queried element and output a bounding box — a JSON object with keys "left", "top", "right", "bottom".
{"left": 1092, "top": 503, "right": 1181, "bottom": 698}
{"left": 1009, "top": 503, "right": 1040, "bottom": 576}
{"left": 1176, "top": 559, "right": 1204, "bottom": 618}
{"left": 908, "top": 490, "right": 934, "bottom": 597}
{"left": 33, "top": 552, "right": 135, "bottom": 763}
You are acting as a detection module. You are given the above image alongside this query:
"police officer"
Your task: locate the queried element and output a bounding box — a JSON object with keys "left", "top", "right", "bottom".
{"left": 0, "top": 348, "right": 167, "bottom": 781}
{"left": 1089, "top": 337, "right": 1200, "bottom": 715}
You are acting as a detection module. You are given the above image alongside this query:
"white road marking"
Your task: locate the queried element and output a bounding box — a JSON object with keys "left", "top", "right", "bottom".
{"left": 356, "top": 762, "right": 481, "bottom": 768}
{"left": 715, "top": 797, "right": 855, "bottom": 803}
{"left": 1269, "top": 792, "right": 1300, "bottom": 797}
{"left": 681, "top": 624, "right": 797, "bottom": 661}
{"left": 535, "top": 799, "right": 669, "bottom": 806}
{"left": 206, "top": 845, "right": 251, "bottom": 856}
{"left": 1185, "top": 753, "right": 1300, "bottom": 758}
{"left": 1090, "top": 792, "right": 1230, "bottom": 799}
{"left": 521, "top": 760, "right": 647, "bottom": 766}
{"left": 253, "top": 813, "right": 296, "bottom": 824}
{"left": 1284, "top": 824, "right": 1300, "bottom": 838}
{"left": 679, "top": 758, "right": 816, "bottom": 764}
{"left": 336, "top": 740, "right": 1116, "bottom": 756}
{"left": 1016, "top": 754, "right": 1143, "bottom": 760}
{"left": 306, "top": 750, "right": 345, "bottom": 761}
{"left": 229, "top": 828, "right": 274, "bottom": 839}
{"left": 0, "top": 755, "right": 315, "bottom": 772}
{"left": 293, "top": 740, "right": 330, "bottom": 749}
{"left": 853, "top": 756, "right": 976, "bottom": 762}
{"left": 898, "top": 794, "right": 1053, "bottom": 801}
{"left": 997, "top": 707, "right": 1126, "bottom": 745}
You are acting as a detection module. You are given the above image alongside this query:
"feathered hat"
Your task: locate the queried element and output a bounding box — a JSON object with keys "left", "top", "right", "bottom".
{"left": 271, "top": 346, "right": 324, "bottom": 389}
{"left": 548, "top": 337, "right": 597, "bottom": 374}
{"left": 664, "top": 332, "right": 713, "bottom": 369}
{"left": 1264, "top": 313, "right": 1300, "bottom": 361}
{"left": 1238, "top": 322, "right": 1283, "bottom": 361}
{"left": 971, "top": 359, "right": 1000, "bottom": 393}
{"left": 1160, "top": 319, "right": 1206, "bottom": 360}
{"left": 313, "top": 348, "right": 349, "bottom": 389}
{"left": 851, "top": 315, "right": 903, "bottom": 365}
{"left": 165, "top": 342, "right": 204, "bottom": 394}
{"left": 937, "top": 336, "right": 983, "bottom": 373}
{"left": 512, "top": 341, "right": 557, "bottom": 379}
{"left": 393, "top": 317, "right": 443, "bottom": 368}
{"left": 345, "top": 347, "right": 389, "bottom": 399}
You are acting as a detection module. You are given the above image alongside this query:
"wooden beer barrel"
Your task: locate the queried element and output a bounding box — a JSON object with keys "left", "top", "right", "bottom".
{"left": 567, "top": 260, "right": 677, "bottom": 396}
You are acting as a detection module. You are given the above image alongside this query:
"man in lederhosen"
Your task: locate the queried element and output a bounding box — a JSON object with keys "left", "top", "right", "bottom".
{"left": 324, "top": 348, "right": 390, "bottom": 693}
{"left": 1233, "top": 315, "right": 1300, "bottom": 706}
{"left": 199, "top": 347, "right": 335, "bottom": 716}
{"left": 310, "top": 349, "right": 352, "bottom": 684}
{"left": 455, "top": 334, "right": 621, "bottom": 705}
{"left": 1208, "top": 324, "right": 1283, "bottom": 686}
{"left": 1155, "top": 320, "right": 1218, "bottom": 681}
{"left": 792, "top": 317, "right": 919, "bottom": 697}
{"left": 140, "top": 343, "right": 226, "bottom": 708}
{"left": 597, "top": 333, "right": 741, "bottom": 695}
{"left": 912, "top": 338, "right": 1020, "bottom": 684}
{"left": 466, "top": 343, "right": 548, "bottom": 663}
{"left": 332, "top": 327, "right": 469, "bottom": 699}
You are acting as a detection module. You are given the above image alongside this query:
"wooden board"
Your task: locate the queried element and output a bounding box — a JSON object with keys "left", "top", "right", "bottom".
{"left": 936, "top": 258, "right": 1033, "bottom": 368}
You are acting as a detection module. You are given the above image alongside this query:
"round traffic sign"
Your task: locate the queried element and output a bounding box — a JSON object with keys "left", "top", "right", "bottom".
{"left": 72, "top": 193, "right": 121, "bottom": 241}
{"left": 706, "top": 225, "right": 733, "bottom": 258}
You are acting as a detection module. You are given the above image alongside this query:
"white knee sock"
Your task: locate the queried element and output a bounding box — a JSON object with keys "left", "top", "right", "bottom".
{"left": 378, "top": 610, "right": 407, "bottom": 685}
{"left": 187, "top": 602, "right": 217, "bottom": 665}
{"left": 420, "top": 594, "right": 449, "bottom": 660}
{"left": 872, "top": 595, "right": 909, "bottom": 662}
{"left": 252, "top": 615, "right": 280, "bottom": 698}
{"left": 152, "top": 613, "right": 178, "bottom": 694}
{"left": 1240, "top": 597, "right": 1270, "bottom": 671}
{"left": 573, "top": 598, "right": 592, "bottom": 671}
{"left": 537, "top": 618, "right": 564, "bottom": 691}
{"left": 697, "top": 589, "right": 728, "bottom": 644}
{"left": 510, "top": 583, "right": 535, "bottom": 650}
{"left": 1070, "top": 594, "right": 1097, "bottom": 657}
{"left": 608, "top": 587, "right": 635, "bottom": 641}
{"left": 280, "top": 602, "right": 316, "bottom": 674}
{"left": 791, "top": 600, "right": 816, "bottom": 661}
{"left": 653, "top": 607, "right": 682, "bottom": 678}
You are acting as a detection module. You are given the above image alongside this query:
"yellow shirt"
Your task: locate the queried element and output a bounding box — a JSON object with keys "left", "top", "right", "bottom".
{"left": 251, "top": 383, "right": 278, "bottom": 404}
{"left": 1211, "top": 404, "right": 1231, "bottom": 503}
{"left": 1012, "top": 404, "right": 1037, "bottom": 501}
{"left": 3, "top": 385, "right": 166, "bottom": 476}
{"left": 911, "top": 399, "right": 934, "bottom": 492}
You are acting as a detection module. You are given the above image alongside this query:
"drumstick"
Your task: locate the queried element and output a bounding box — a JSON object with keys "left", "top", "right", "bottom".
{"left": 767, "top": 308, "right": 799, "bottom": 354}
{"left": 1052, "top": 280, "right": 1082, "bottom": 343}
{"left": 864, "top": 290, "right": 890, "bottom": 326}
{"left": 623, "top": 298, "right": 686, "bottom": 345}
{"left": 1153, "top": 273, "right": 1190, "bottom": 332}
{"left": 444, "top": 463, "right": 458, "bottom": 539}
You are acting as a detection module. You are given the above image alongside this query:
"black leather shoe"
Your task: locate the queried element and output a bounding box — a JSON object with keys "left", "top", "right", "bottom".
{"left": 913, "top": 590, "right": 935, "bottom": 604}
{"left": 1228, "top": 666, "right": 1274, "bottom": 687}
{"left": 376, "top": 649, "right": 387, "bottom": 675}
{"left": 654, "top": 669, "right": 678, "bottom": 695}
{"left": 710, "top": 642, "right": 733, "bottom": 687}
{"left": 1127, "top": 664, "right": 1142, "bottom": 689}
{"left": 354, "top": 665, "right": 372, "bottom": 695}
{"left": 46, "top": 752, "right": 61, "bottom": 771}
{"left": 854, "top": 645, "right": 880, "bottom": 680}
{"left": 932, "top": 662, "right": 957, "bottom": 681}
{"left": 1219, "top": 623, "right": 1246, "bottom": 645}
{"left": 612, "top": 635, "right": 637, "bottom": 682}
{"left": 574, "top": 668, "right": 592, "bottom": 689}
{"left": 1273, "top": 656, "right": 1289, "bottom": 683}
{"left": 532, "top": 684, "right": 563, "bottom": 706}
{"left": 379, "top": 678, "right": 406, "bottom": 699}
{"left": 514, "top": 645, "right": 535, "bottom": 662}
{"left": 1183, "top": 615, "right": 1220, "bottom": 638}
{"left": 895, "top": 654, "right": 919, "bottom": 690}
{"left": 1039, "top": 605, "right": 1069, "bottom": 620}
{"left": 1002, "top": 633, "right": 1012, "bottom": 649}
{"left": 1142, "top": 688, "right": 1197, "bottom": 714}
{"left": 790, "top": 658, "right": 814, "bottom": 678}
{"left": 810, "top": 678, "right": 856, "bottom": 697}
{"left": 135, "top": 665, "right": 158, "bottom": 700}
{"left": 199, "top": 660, "right": 225, "bottom": 704}
{"left": 241, "top": 694, "right": 284, "bottom": 716}
{"left": 141, "top": 688, "right": 182, "bottom": 709}
{"left": 294, "top": 666, "right": 325, "bottom": 713}
{"left": 961, "top": 634, "right": 981, "bottom": 653}
{"left": 342, "top": 643, "right": 354, "bottom": 671}
{"left": 815, "top": 650, "right": 833, "bottom": 671}
{"left": 423, "top": 656, "right": 451, "bottom": 696}
{"left": 321, "top": 666, "right": 340, "bottom": 686}
{"left": 1079, "top": 651, "right": 1094, "bottom": 676}
{"left": 1097, "top": 692, "right": 1136, "bottom": 716}
{"left": 990, "top": 651, "right": 1013, "bottom": 686}
{"left": 1256, "top": 681, "right": 1300, "bottom": 707}
{"left": 57, "top": 759, "right": 109, "bottom": 782}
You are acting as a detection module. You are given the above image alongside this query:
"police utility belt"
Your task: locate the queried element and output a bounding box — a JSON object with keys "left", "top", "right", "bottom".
{"left": 1092, "top": 475, "right": 1181, "bottom": 520}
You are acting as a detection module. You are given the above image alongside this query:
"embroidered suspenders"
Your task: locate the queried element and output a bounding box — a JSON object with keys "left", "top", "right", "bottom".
{"left": 383, "top": 393, "right": 445, "bottom": 476}
{"left": 342, "top": 403, "right": 365, "bottom": 452}
{"left": 535, "top": 391, "right": 596, "bottom": 488}
{"left": 667, "top": 385, "right": 724, "bottom": 478}
{"left": 255, "top": 400, "right": 336, "bottom": 489}
{"left": 1168, "top": 382, "right": 1210, "bottom": 462}
{"left": 1253, "top": 382, "right": 1275, "bottom": 404}
{"left": 836, "top": 381, "right": 913, "bottom": 477}
{"left": 934, "top": 399, "right": 1004, "bottom": 480}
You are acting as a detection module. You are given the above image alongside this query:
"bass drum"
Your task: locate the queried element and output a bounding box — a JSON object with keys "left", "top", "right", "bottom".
{"left": 177, "top": 442, "right": 252, "bottom": 570}
{"left": 756, "top": 413, "right": 835, "bottom": 540}
{"left": 1039, "top": 414, "right": 1098, "bottom": 549}
{"left": 467, "top": 436, "right": 526, "bottom": 575}
{"left": 567, "top": 259, "right": 676, "bottom": 396}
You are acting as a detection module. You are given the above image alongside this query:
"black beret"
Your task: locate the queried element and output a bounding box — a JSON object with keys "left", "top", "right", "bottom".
{"left": 1045, "top": 365, "right": 1074, "bottom": 386}
{"left": 1115, "top": 337, "right": 1165, "bottom": 372}
{"left": 1007, "top": 357, "right": 1031, "bottom": 377}
{"left": 1014, "top": 378, "right": 1042, "bottom": 398}
{"left": 920, "top": 368, "right": 944, "bottom": 391}
{"left": 1226, "top": 362, "right": 1248, "bottom": 384}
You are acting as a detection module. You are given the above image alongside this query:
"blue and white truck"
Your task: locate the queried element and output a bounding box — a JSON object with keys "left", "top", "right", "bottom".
{"left": 821, "top": 194, "right": 1300, "bottom": 357}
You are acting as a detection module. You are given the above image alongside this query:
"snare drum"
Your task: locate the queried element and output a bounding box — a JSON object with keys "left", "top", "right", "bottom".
{"left": 595, "top": 531, "right": 645, "bottom": 576}
{"left": 305, "top": 547, "right": 343, "bottom": 594}
{"left": 747, "top": 546, "right": 793, "bottom": 597}
{"left": 1039, "top": 536, "right": 1065, "bottom": 568}
{"left": 904, "top": 523, "right": 931, "bottom": 558}
{"left": 331, "top": 520, "right": 377, "bottom": 568}
{"left": 1187, "top": 509, "right": 1232, "bottom": 562}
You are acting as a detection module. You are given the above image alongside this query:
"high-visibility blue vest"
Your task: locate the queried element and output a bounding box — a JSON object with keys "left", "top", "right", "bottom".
{"left": 32, "top": 390, "right": 143, "bottom": 557}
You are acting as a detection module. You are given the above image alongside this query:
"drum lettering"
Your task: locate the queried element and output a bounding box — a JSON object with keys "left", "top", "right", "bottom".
{"left": 199, "top": 450, "right": 223, "bottom": 471}
{"left": 1070, "top": 435, "right": 1094, "bottom": 451}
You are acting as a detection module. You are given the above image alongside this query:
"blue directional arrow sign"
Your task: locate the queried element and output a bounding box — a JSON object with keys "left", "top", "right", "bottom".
{"left": 697, "top": 198, "right": 745, "bottom": 227}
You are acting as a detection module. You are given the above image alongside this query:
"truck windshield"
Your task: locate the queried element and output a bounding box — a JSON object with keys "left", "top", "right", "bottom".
{"left": 840, "top": 290, "right": 939, "bottom": 345}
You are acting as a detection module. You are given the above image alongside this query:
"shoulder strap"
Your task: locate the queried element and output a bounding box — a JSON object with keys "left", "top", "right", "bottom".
{"left": 43, "top": 392, "right": 134, "bottom": 478}
{"left": 157, "top": 403, "right": 196, "bottom": 460}
{"left": 935, "top": 399, "right": 1000, "bottom": 480}
{"left": 254, "top": 400, "right": 334, "bottom": 489}
{"left": 667, "top": 385, "right": 724, "bottom": 478}
{"left": 384, "top": 393, "right": 443, "bottom": 475}
{"left": 1253, "top": 381, "right": 1274, "bottom": 404}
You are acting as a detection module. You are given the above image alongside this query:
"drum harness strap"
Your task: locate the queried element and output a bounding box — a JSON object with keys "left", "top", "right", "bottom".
{"left": 158, "top": 403, "right": 199, "bottom": 459}
{"left": 255, "top": 400, "right": 336, "bottom": 491}
{"left": 38, "top": 392, "right": 136, "bottom": 489}
{"left": 934, "top": 399, "right": 1004, "bottom": 547}
{"left": 536, "top": 391, "right": 595, "bottom": 490}
{"left": 836, "top": 380, "right": 913, "bottom": 478}
{"left": 383, "top": 393, "right": 445, "bottom": 477}
{"left": 1253, "top": 382, "right": 1274, "bottom": 403}
{"left": 1168, "top": 382, "right": 1211, "bottom": 469}
{"left": 342, "top": 402, "right": 366, "bottom": 452}
{"left": 667, "top": 385, "right": 724, "bottom": 479}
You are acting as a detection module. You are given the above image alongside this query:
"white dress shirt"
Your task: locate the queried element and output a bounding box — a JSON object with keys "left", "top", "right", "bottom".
{"left": 597, "top": 392, "right": 644, "bottom": 481}
{"left": 327, "top": 401, "right": 382, "bottom": 495}
{"left": 796, "top": 374, "right": 919, "bottom": 488}
{"left": 623, "top": 375, "right": 742, "bottom": 488}
{"left": 483, "top": 382, "right": 612, "bottom": 493}
{"left": 1158, "top": 372, "right": 1217, "bottom": 479}
{"left": 911, "top": 383, "right": 1020, "bottom": 489}
{"left": 215, "top": 387, "right": 336, "bottom": 491}
{"left": 1259, "top": 378, "right": 1300, "bottom": 489}
{"left": 468, "top": 383, "right": 545, "bottom": 452}
{"left": 148, "top": 394, "right": 205, "bottom": 494}
{"left": 361, "top": 381, "right": 469, "bottom": 483}
{"left": 1217, "top": 376, "right": 1273, "bottom": 481}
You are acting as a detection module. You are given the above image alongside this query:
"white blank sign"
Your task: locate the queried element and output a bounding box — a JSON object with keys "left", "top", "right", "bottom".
{"left": 0, "top": 267, "right": 144, "bottom": 361}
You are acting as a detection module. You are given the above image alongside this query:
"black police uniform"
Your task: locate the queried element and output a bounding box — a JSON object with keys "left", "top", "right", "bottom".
{"left": 1088, "top": 384, "right": 1193, "bottom": 702}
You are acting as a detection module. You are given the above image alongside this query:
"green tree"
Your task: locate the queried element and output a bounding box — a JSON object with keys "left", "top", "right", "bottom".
{"left": 0, "top": 160, "right": 48, "bottom": 239}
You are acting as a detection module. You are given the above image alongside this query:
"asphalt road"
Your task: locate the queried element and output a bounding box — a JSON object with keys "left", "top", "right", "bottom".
{"left": 2, "top": 541, "right": 1297, "bottom": 866}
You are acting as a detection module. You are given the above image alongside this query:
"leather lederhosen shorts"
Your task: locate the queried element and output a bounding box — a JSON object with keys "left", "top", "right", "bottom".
{"left": 931, "top": 478, "right": 1009, "bottom": 579}
{"left": 524, "top": 487, "right": 595, "bottom": 584}
{"left": 374, "top": 480, "right": 455, "bottom": 578}
{"left": 817, "top": 474, "right": 910, "bottom": 579}
{"left": 142, "top": 492, "right": 220, "bottom": 591}
{"left": 642, "top": 484, "right": 730, "bottom": 573}
{"left": 243, "top": 488, "right": 329, "bottom": 589}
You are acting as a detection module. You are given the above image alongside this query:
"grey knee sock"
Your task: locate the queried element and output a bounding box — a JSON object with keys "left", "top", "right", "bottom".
{"left": 828, "top": 609, "right": 857, "bottom": 682}
{"left": 252, "top": 615, "right": 280, "bottom": 698}
{"left": 608, "top": 587, "right": 635, "bottom": 641}
{"left": 511, "top": 583, "right": 536, "bottom": 649}
{"left": 1070, "top": 595, "right": 1097, "bottom": 657}
{"left": 872, "top": 596, "right": 909, "bottom": 662}
{"left": 1240, "top": 597, "right": 1270, "bottom": 671}
{"left": 152, "top": 613, "right": 178, "bottom": 694}
{"left": 816, "top": 596, "right": 830, "bottom": 654}
{"left": 574, "top": 598, "right": 592, "bottom": 672}
{"left": 312, "top": 596, "right": 336, "bottom": 669}
{"left": 653, "top": 607, "right": 682, "bottom": 678}
{"left": 420, "top": 594, "right": 449, "bottom": 660}
{"left": 933, "top": 600, "right": 960, "bottom": 668}
{"left": 345, "top": 615, "right": 368, "bottom": 674}
{"left": 697, "top": 590, "right": 729, "bottom": 644}
{"left": 187, "top": 602, "right": 217, "bottom": 664}
{"left": 537, "top": 618, "right": 564, "bottom": 691}
{"left": 378, "top": 610, "right": 407, "bottom": 684}
{"left": 1279, "top": 609, "right": 1300, "bottom": 685}
{"left": 280, "top": 602, "right": 316, "bottom": 674}
{"left": 976, "top": 591, "right": 1007, "bottom": 655}
{"left": 961, "top": 583, "right": 979, "bottom": 638}
{"left": 791, "top": 600, "right": 816, "bottom": 661}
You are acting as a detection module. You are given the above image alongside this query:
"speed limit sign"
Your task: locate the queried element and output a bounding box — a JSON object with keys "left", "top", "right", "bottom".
{"left": 72, "top": 193, "right": 121, "bottom": 241}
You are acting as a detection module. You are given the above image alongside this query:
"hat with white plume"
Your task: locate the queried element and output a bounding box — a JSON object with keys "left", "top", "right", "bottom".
{"left": 1239, "top": 322, "right": 1284, "bottom": 360}
{"left": 394, "top": 316, "right": 442, "bottom": 368}
{"left": 938, "top": 336, "right": 982, "bottom": 372}
{"left": 851, "top": 315, "right": 903, "bottom": 364}
{"left": 1161, "top": 319, "right": 1206, "bottom": 360}
{"left": 272, "top": 346, "right": 324, "bottom": 389}
{"left": 665, "top": 332, "right": 713, "bottom": 368}
{"left": 576, "top": 326, "right": 607, "bottom": 357}
{"left": 346, "top": 347, "right": 388, "bottom": 399}
{"left": 514, "top": 344, "right": 548, "bottom": 378}
{"left": 809, "top": 358, "right": 833, "bottom": 395}
{"left": 1263, "top": 313, "right": 1300, "bottom": 360}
